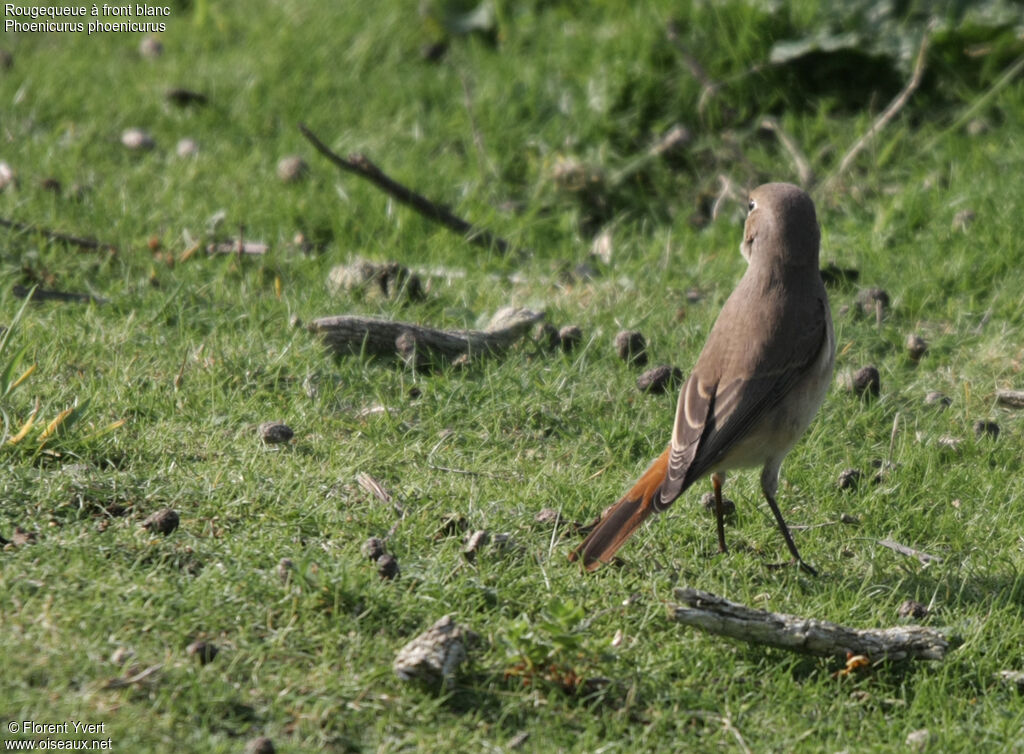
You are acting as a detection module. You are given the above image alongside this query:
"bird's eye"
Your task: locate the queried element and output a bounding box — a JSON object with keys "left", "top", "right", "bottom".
{"left": 748, "top": 200, "right": 756, "bottom": 212}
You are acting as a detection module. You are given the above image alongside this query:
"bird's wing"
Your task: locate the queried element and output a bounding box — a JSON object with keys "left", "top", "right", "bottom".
{"left": 661, "top": 296, "right": 829, "bottom": 504}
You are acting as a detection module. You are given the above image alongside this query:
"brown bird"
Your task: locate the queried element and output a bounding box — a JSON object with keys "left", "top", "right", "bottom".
{"left": 570, "top": 182, "right": 834, "bottom": 575}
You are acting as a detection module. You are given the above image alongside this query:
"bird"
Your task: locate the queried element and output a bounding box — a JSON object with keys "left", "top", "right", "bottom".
{"left": 569, "top": 182, "right": 834, "bottom": 575}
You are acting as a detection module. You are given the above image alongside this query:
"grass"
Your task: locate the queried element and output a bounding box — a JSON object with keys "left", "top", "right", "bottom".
{"left": 2, "top": 1, "right": 1024, "bottom": 751}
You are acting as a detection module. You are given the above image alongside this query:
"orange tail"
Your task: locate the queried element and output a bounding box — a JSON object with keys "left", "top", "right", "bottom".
{"left": 569, "top": 447, "right": 670, "bottom": 571}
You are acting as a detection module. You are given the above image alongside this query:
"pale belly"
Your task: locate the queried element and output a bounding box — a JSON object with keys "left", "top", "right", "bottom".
{"left": 714, "top": 323, "right": 834, "bottom": 472}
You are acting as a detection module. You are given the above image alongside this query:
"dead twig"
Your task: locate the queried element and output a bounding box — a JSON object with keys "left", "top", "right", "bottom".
{"left": 877, "top": 537, "right": 943, "bottom": 564}
{"left": 671, "top": 588, "right": 949, "bottom": 661}
{"left": 101, "top": 664, "right": 162, "bottom": 690}
{"left": 825, "top": 33, "right": 931, "bottom": 190}
{"left": 711, "top": 175, "right": 743, "bottom": 221}
{"left": 0, "top": 216, "right": 117, "bottom": 253}
{"left": 298, "top": 123, "right": 513, "bottom": 254}
{"left": 426, "top": 463, "right": 516, "bottom": 481}
{"left": 760, "top": 117, "right": 814, "bottom": 187}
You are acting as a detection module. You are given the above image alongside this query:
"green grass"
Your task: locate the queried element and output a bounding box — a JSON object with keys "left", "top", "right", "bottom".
{"left": 2, "top": 1, "right": 1024, "bottom": 751}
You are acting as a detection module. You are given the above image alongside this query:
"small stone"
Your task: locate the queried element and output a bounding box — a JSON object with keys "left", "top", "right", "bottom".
{"left": 952, "top": 209, "right": 976, "bottom": 232}
{"left": 973, "top": 420, "right": 999, "bottom": 440}
{"left": 327, "top": 259, "right": 423, "bottom": 302}
{"left": 463, "top": 530, "right": 489, "bottom": 561}
{"left": 141, "top": 508, "right": 179, "bottom": 536}
{"left": 393, "top": 615, "right": 472, "bottom": 687}
{"left": 558, "top": 325, "right": 583, "bottom": 353}
{"left": 244, "top": 737, "right": 276, "bottom": 754}
{"left": 110, "top": 646, "right": 135, "bottom": 665}
{"left": 361, "top": 537, "right": 386, "bottom": 561}
{"left": 925, "top": 391, "right": 951, "bottom": 408}
{"left": 0, "top": 161, "right": 16, "bottom": 191}
{"left": 277, "top": 155, "right": 308, "bottom": 183}
{"left": 700, "top": 492, "right": 736, "bottom": 516}
{"left": 121, "top": 128, "right": 155, "bottom": 151}
{"left": 897, "top": 599, "right": 928, "bottom": 619}
{"left": 851, "top": 366, "right": 880, "bottom": 398}
{"left": 259, "top": 421, "right": 293, "bottom": 444}
{"left": 905, "top": 728, "right": 930, "bottom": 752}
{"left": 186, "top": 640, "right": 219, "bottom": 665}
{"left": 839, "top": 513, "right": 859, "bottom": 524}
{"left": 837, "top": 468, "right": 862, "bottom": 490}
{"left": 966, "top": 119, "right": 989, "bottom": 136}
{"left": 176, "top": 138, "right": 199, "bottom": 158}
{"left": 138, "top": 36, "right": 163, "bottom": 58}
{"left": 276, "top": 558, "right": 294, "bottom": 583}
{"left": 11, "top": 526, "right": 37, "bottom": 546}
{"left": 614, "top": 330, "right": 648, "bottom": 366}
{"left": 905, "top": 333, "right": 928, "bottom": 361}
{"left": 376, "top": 553, "right": 399, "bottom": 580}
{"left": 532, "top": 322, "right": 560, "bottom": 351}
{"left": 637, "top": 365, "right": 683, "bottom": 395}
{"left": 534, "top": 508, "right": 561, "bottom": 525}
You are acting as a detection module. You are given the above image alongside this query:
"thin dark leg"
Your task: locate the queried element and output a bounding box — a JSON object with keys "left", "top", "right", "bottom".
{"left": 712, "top": 473, "right": 727, "bottom": 553}
{"left": 763, "top": 490, "right": 817, "bottom": 576}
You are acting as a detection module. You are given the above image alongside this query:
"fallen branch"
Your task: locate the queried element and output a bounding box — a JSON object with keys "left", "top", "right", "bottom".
{"left": 996, "top": 389, "right": 1024, "bottom": 409}
{"left": 309, "top": 306, "right": 544, "bottom": 365}
{"left": 825, "top": 33, "right": 930, "bottom": 189}
{"left": 298, "top": 123, "right": 513, "bottom": 254}
{"left": 670, "top": 588, "right": 950, "bottom": 661}
{"left": 0, "top": 216, "right": 116, "bottom": 253}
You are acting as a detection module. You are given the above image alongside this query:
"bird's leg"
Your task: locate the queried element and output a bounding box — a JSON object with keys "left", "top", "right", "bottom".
{"left": 761, "top": 464, "right": 817, "bottom": 576}
{"left": 712, "top": 472, "right": 727, "bottom": 553}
